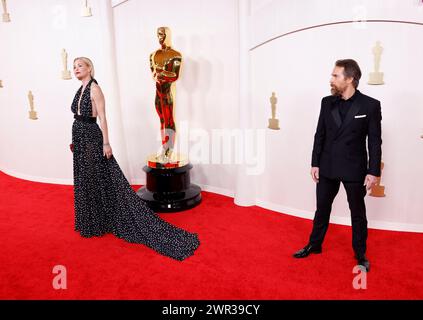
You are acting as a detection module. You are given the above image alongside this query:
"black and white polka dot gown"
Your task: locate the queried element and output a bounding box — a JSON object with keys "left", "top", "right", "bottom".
{"left": 71, "top": 78, "right": 200, "bottom": 261}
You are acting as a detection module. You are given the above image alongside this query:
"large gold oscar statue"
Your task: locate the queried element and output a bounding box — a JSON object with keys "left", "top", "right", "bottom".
{"left": 137, "top": 27, "right": 201, "bottom": 212}
{"left": 149, "top": 27, "right": 184, "bottom": 166}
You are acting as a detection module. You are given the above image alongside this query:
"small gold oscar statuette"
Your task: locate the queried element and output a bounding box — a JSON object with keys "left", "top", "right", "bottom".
{"left": 61, "top": 49, "right": 72, "bottom": 80}
{"left": 2, "top": 0, "right": 11, "bottom": 22}
{"left": 0, "top": 80, "right": 3, "bottom": 88}
{"left": 28, "top": 91, "right": 38, "bottom": 120}
{"left": 268, "top": 92, "right": 280, "bottom": 130}
{"left": 81, "top": 0, "right": 92, "bottom": 17}
{"left": 368, "top": 41, "right": 385, "bottom": 85}
{"left": 370, "top": 161, "right": 386, "bottom": 197}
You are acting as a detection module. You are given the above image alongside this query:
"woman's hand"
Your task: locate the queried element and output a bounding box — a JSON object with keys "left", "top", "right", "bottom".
{"left": 103, "top": 143, "right": 113, "bottom": 159}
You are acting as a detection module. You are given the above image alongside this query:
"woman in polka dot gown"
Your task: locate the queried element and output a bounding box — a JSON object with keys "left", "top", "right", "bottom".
{"left": 71, "top": 57, "right": 200, "bottom": 261}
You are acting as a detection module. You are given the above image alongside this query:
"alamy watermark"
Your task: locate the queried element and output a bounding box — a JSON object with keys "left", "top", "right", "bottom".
{"left": 352, "top": 265, "right": 367, "bottom": 290}
{"left": 52, "top": 265, "right": 67, "bottom": 290}
{"left": 157, "top": 120, "right": 266, "bottom": 175}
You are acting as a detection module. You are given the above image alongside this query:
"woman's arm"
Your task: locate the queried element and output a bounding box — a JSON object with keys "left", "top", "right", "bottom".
{"left": 91, "top": 84, "right": 113, "bottom": 159}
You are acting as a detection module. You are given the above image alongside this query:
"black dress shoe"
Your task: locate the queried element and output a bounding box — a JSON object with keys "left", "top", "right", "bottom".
{"left": 356, "top": 255, "right": 370, "bottom": 272}
{"left": 293, "top": 244, "right": 322, "bottom": 258}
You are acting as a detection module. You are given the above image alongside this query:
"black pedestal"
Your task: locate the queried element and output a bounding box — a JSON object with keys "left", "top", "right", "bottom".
{"left": 136, "top": 163, "right": 202, "bottom": 212}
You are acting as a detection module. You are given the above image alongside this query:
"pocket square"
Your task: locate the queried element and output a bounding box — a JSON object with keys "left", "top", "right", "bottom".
{"left": 355, "top": 114, "right": 367, "bottom": 119}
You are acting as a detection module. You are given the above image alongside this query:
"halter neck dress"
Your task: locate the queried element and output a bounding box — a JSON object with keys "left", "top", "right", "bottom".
{"left": 71, "top": 78, "right": 200, "bottom": 260}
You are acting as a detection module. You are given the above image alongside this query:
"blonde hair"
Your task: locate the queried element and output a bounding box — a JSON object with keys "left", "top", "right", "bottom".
{"left": 74, "top": 57, "right": 95, "bottom": 78}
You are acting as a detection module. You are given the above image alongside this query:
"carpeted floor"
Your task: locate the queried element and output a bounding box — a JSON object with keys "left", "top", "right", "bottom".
{"left": 1, "top": 170, "right": 422, "bottom": 299}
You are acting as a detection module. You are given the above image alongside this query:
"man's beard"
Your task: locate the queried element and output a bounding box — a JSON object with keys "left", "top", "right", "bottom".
{"left": 331, "top": 85, "right": 344, "bottom": 96}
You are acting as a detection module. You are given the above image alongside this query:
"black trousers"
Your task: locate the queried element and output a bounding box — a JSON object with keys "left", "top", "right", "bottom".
{"left": 309, "top": 175, "right": 368, "bottom": 257}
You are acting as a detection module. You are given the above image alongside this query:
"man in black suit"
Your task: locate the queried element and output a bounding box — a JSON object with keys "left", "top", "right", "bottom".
{"left": 293, "top": 59, "right": 382, "bottom": 272}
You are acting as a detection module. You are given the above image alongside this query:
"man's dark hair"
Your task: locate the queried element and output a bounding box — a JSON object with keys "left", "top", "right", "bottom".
{"left": 335, "top": 59, "right": 362, "bottom": 88}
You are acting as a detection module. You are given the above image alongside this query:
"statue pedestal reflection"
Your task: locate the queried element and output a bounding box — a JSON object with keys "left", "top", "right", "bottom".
{"left": 136, "top": 163, "right": 202, "bottom": 212}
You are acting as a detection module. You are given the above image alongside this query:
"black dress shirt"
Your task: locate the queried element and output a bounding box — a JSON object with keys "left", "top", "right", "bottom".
{"left": 337, "top": 90, "right": 357, "bottom": 122}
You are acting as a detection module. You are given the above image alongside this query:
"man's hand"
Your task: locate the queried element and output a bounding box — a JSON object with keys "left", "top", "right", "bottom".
{"left": 311, "top": 167, "right": 320, "bottom": 183}
{"left": 364, "top": 174, "right": 378, "bottom": 190}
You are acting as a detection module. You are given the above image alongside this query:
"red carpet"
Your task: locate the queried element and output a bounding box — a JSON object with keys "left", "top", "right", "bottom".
{"left": 0, "top": 170, "right": 422, "bottom": 300}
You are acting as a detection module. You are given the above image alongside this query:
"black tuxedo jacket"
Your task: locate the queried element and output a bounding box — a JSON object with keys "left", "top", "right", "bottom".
{"left": 311, "top": 90, "right": 382, "bottom": 182}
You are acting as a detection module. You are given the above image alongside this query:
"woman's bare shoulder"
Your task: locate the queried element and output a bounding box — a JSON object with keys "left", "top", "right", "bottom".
{"left": 90, "top": 82, "right": 103, "bottom": 96}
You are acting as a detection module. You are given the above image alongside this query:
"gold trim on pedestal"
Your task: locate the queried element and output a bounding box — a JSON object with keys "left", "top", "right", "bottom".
{"left": 146, "top": 153, "right": 189, "bottom": 169}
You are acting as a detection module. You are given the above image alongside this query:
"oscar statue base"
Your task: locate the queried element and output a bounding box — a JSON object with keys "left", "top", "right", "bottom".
{"left": 136, "top": 163, "right": 202, "bottom": 212}
{"left": 81, "top": 7, "right": 92, "bottom": 17}
{"left": 147, "top": 152, "right": 188, "bottom": 169}
{"left": 368, "top": 72, "right": 384, "bottom": 85}
{"left": 29, "top": 111, "right": 38, "bottom": 120}
{"left": 2, "top": 13, "right": 10, "bottom": 22}
{"left": 62, "top": 70, "right": 72, "bottom": 80}
{"left": 268, "top": 118, "right": 280, "bottom": 130}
